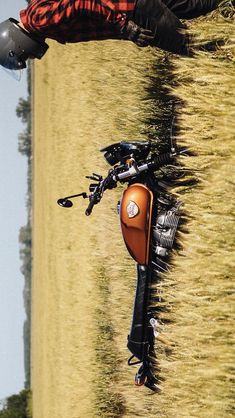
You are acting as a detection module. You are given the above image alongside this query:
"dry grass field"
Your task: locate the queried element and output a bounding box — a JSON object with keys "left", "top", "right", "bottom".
{"left": 32, "top": 5, "right": 234, "bottom": 418}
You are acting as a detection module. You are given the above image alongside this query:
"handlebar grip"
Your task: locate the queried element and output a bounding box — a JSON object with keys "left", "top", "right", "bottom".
{"left": 85, "top": 196, "right": 96, "bottom": 216}
{"left": 152, "top": 152, "right": 175, "bottom": 169}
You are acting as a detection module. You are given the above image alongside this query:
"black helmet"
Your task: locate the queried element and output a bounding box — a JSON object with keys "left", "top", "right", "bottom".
{"left": 0, "top": 18, "right": 49, "bottom": 70}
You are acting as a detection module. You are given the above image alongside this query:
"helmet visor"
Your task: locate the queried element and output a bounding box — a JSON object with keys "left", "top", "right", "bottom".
{"left": 1, "top": 66, "right": 23, "bottom": 81}
{"left": 1, "top": 50, "right": 26, "bottom": 70}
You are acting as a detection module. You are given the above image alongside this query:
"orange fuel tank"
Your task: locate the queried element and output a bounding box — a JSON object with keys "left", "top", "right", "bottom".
{"left": 120, "top": 184, "right": 153, "bottom": 265}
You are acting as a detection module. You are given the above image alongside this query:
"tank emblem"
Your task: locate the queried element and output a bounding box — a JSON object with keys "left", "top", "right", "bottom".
{"left": 127, "top": 201, "right": 139, "bottom": 218}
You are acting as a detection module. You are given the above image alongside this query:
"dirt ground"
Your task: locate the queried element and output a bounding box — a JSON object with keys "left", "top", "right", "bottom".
{"left": 32, "top": 40, "right": 163, "bottom": 418}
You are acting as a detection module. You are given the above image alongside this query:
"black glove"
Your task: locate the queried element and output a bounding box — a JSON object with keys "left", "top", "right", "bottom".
{"left": 121, "top": 20, "right": 154, "bottom": 47}
{"left": 134, "top": 0, "right": 193, "bottom": 56}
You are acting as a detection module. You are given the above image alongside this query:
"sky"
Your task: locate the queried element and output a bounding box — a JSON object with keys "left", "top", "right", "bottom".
{"left": 0, "top": 0, "right": 28, "bottom": 401}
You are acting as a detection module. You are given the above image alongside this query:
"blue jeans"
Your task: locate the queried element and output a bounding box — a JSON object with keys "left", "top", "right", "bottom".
{"left": 162, "top": 0, "right": 218, "bottom": 18}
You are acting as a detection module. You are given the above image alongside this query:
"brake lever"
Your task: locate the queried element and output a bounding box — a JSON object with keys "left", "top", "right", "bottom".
{"left": 86, "top": 173, "right": 103, "bottom": 181}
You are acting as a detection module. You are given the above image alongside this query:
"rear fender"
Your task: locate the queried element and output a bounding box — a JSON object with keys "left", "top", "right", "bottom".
{"left": 127, "top": 265, "right": 153, "bottom": 361}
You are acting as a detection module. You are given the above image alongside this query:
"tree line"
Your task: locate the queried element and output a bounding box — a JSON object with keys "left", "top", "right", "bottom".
{"left": 0, "top": 390, "right": 32, "bottom": 418}
{"left": 1, "top": 63, "right": 33, "bottom": 416}
{"left": 1, "top": 2, "right": 34, "bottom": 413}
{"left": 16, "top": 63, "right": 32, "bottom": 392}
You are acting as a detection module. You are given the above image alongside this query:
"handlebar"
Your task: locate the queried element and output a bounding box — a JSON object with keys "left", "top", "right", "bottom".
{"left": 114, "top": 152, "right": 176, "bottom": 181}
{"left": 84, "top": 152, "right": 177, "bottom": 215}
{"left": 58, "top": 149, "right": 185, "bottom": 215}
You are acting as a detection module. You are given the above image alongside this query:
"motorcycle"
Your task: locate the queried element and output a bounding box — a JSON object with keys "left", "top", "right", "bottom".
{"left": 57, "top": 139, "right": 185, "bottom": 392}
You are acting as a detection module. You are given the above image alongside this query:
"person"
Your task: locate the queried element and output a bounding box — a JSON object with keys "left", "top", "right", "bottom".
{"left": 0, "top": 0, "right": 219, "bottom": 72}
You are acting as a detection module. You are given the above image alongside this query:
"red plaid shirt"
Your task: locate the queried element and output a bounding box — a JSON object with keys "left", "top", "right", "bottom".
{"left": 20, "top": 0, "right": 136, "bottom": 43}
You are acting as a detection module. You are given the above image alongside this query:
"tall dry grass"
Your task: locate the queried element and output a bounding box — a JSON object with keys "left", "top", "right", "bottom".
{"left": 151, "top": 7, "right": 235, "bottom": 418}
